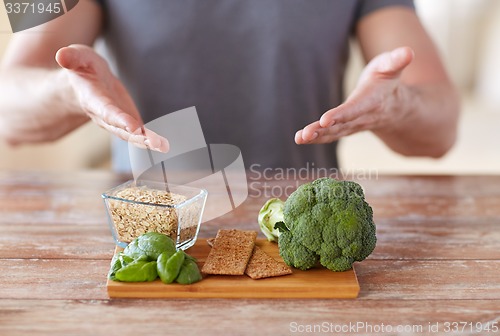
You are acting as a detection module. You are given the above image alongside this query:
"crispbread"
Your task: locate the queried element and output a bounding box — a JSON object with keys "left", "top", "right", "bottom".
{"left": 201, "top": 229, "right": 257, "bottom": 275}
{"left": 245, "top": 246, "right": 292, "bottom": 279}
{"left": 206, "top": 236, "right": 292, "bottom": 279}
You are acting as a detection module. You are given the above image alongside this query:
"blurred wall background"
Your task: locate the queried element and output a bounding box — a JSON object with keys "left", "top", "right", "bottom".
{"left": 0, "top": 0, "right": 499, "bottom": 173}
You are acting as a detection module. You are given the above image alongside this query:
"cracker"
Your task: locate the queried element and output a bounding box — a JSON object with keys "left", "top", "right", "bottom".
{"left": 245, "top": 246, "right": 292, "bottom": 280}
{"left": 206, "top": 236, "right": 292, "bottom": 279}
{"left": 201, "top": 229, "right": 257, "bottom": 275}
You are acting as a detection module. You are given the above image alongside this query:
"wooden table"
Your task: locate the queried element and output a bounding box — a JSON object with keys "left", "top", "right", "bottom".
{"left": 1, "top": 172, "right": 499, "bottom": 335}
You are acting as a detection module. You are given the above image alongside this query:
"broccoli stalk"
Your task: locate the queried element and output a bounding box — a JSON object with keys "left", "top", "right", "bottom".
{"left": 259, "top": 178, "right": 377, "bottom": 272}
{"left": 257, "top": 198, "right": 285, "bottom": 242}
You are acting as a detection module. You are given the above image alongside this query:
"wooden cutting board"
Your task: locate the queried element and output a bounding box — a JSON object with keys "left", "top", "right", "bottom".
{"left": 107, "top": 239, "right": 360, "bottom": 299}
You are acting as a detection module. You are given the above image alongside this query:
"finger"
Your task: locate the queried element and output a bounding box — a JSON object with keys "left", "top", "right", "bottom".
{"left": 322, "top": 94, "right": 381, "bottom": 126}
{"left": 294, "top": 129, "right": 303, "bottom": 144}
{"left": 306, "top": 122, "right": 349, "bottom": 144}
{"left": 55, "top": 44, "right": 107, "bottom": 74}
{"left": 319, "top": 108, "right": 337, "bottom": 128}
{"left": 136, "top": 127, "right": 170, "bottom": 153}
{"left": 301, "top": 129, "right": 339, "bottom": 145}
{"left": 113, "top": 121, "right": 169, "bottom": 153}
{"left": 302, "top": 111, "right": 377, "bottom": 145}
{"left": 113, "top": 118, "right": 169, "bottom": 153}
{"left": 319, "top": 99, "right": 367, "bottom": 128}
{"left": 90, "top": 115, "right": 169, "bottom": 153}
{"left": 295, "top": 128, "right": 316, "bottom": 145}
{"left": 300, "top": 121, "right": 321, "bottom": 143}
{"left": 306, "top": 118, "right": 370, "bottom": 145}
{"left": 296, "top": 119, "right": 349, "bottom": 145}
{"left": 87, "top": 101, "right": 169, "bottom": 153}
{"left": 370, "top": 46, "right": 414, "bottom": 79}
{"left": 86, "top": 99, "right": 136, "bottom": 132}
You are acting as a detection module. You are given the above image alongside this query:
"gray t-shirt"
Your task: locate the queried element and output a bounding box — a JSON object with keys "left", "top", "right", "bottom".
{"left": 97, "top": 0, "right": 414, "bottom": 171}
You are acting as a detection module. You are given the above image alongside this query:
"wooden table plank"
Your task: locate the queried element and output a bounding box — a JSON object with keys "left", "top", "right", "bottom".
{"left": 359, "top": 175, "right": 500, "bottom": 197}
{"left": 1, "top": 299, "right": 499, "bottom": 336}
{"left": 357, "top": 260, "right": 500, "bottom": 300}
{"left": 373, "top": 218, "right": 500, "bottom": 260}
{"left": 0, "top": 224, "right": 114, "bottom": 259}
{"left": 2, "top": 217, "right": 499, "bottom": 260}
{"left": 369, "top": 196, "right": 500, "bottom": 220}
{"left": 0, "top": 259, "right": 109, "bottom": 300}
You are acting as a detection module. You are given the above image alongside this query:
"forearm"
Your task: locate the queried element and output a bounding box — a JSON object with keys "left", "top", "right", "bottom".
{"left": 0, "top": 67, "right": 88, "bottom": 145}
{"left": 373, "top": 83, "right": 460, "bottom": 158}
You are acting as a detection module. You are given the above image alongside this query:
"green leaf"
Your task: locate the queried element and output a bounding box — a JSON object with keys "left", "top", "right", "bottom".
{"left": 123, "top": 239, "right": 149, "bottom": 260}
{"left": 137, "top": 232, "right": 176, "bottom": 260}
{"left": 157, "top": 250, "right": 185, "bottom": 284}
{"left": 108, "top": 253, "right": 122, "bottom": 280}
{"left": 176, "top": 259, "right": 202, "bottom": 285}
{"left": 114, "top": 260, "right": 158, "bottom": 282}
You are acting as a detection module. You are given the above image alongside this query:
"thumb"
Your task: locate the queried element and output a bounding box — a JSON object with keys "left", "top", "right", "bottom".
{"left": 55, "top": 44, "right": 106, "bottom": 73}
{"left": 367, "top": 46, "right": 414, "bottom": 79}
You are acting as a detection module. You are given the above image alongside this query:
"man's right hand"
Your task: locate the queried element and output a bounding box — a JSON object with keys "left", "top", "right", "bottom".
{"left": 56, "top": 44, "right": 169, "bottom": 153}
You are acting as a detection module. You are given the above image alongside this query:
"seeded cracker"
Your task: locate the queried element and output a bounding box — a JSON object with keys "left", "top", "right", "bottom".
{"left": 202, "top": 229, "right": 257, "bottom": 275}
{"left": 245, "top": 246, "right": 292, "bottom": 279}
{"left": 206, "top": 236, "right": 292, "bottom": 279}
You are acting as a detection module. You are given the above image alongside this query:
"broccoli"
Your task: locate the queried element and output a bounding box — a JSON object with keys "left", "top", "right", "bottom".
{"left": 278, "top": 230, "right": 319, "bottom": 270}
{"left": 258, "top": 198, "right": 285, "bottom": 242}
{"left": 269, "top": 177, "right": 376, "bottom": 272}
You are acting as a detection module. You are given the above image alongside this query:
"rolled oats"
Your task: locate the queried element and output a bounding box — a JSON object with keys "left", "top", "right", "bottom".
{"left": 108, "top": 186, "right": 198, "bottom": 243}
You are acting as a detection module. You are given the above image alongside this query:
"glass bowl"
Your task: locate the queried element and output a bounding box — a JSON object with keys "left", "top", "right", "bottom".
{"left": 102, "top": 180, "right": 207, "bottom": 250}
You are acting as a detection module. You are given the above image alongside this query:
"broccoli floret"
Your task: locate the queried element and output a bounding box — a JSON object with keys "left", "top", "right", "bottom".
{"left": 270, "top": 177, "right": 376, "bottom": 272}
{"left": 277, "top": 230, "right": 318, "bottom": 271}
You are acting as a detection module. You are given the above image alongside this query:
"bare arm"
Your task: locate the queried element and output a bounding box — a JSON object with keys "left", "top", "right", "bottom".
{"left": 0, "top": 0, "right": 168, "bottom": 151}
{"left": 356, "top": 7, "right": 459, "bottom": 157}
{"left": 296, "top": 7, "right": 459, "bottom": 158}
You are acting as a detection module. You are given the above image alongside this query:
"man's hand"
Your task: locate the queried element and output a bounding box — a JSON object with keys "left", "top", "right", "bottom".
{"left": 297, "top": 7, "right": 459, "bottom": 158}
{"left": 295, "top": 47, "right": 414, "bottom": 145}
{"left": 56, "top": 44, "right": 169, "bottom": 152}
